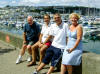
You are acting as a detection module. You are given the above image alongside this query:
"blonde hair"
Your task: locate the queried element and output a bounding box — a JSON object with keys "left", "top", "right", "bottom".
{"left": 69, "top": 13, "right": 80, "bottom": 20}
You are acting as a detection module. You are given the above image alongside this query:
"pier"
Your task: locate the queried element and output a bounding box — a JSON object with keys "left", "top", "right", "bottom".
{"left": 0, "top": 40, "right": 60, "bottom": 74}
{"left": 0, "top": 30, "right": 100, "bottom": 74}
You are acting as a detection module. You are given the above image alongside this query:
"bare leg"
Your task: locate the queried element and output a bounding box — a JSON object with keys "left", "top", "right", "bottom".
{"left": 27, "top": 42, "right": 40, "bottom": 66}
{"left": 16, "top": 44, "right": 27, "bottom": 64}
{"left": 31, "top": 42, "right": 39, "bottom": 63}
{"left": 20, "top": 44, "right": 27, "bottom": 56}
{"left": 67, "top": 65, "right": 73, "bottom": 74}
{"left": 27, "top": 45, "right": 32, "bottom": 55}
{"left": 39, "top": 45, "right": 48, "bottom": 65}
{"left": 47, "top": 66, "right": 55, "bottom": 74}
{"left": 61, "top": 64, "right": 66, "bottom": 74}
{"left": 36, "top": 63, "right": 46, "bottom": 72}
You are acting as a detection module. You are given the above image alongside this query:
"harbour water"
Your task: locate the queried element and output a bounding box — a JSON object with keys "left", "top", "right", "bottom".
{"left": 0, "top": 25, "right": 23, "bottom": 35}
{"left": 83, "top": 40, "right": 100, "bottom": 54}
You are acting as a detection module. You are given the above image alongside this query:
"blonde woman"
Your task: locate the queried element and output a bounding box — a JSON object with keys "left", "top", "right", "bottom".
{"left": 61, "top": 13, "right": 83, "bottom": 74}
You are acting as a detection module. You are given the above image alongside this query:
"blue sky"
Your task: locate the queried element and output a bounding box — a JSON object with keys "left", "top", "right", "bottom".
{"left": 0, "top": 0, "right": 100, "bottom": 8}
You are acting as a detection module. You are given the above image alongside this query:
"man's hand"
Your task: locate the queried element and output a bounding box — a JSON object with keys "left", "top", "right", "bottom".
{"left": 23, "top": 41, "right": 27, "bottom": 44}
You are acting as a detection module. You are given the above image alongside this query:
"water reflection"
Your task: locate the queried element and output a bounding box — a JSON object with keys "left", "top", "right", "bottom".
{"left": 83, "top": 40, "right": 100, "bottom": 54}
{"left": 0, "top": 25, "right": 23, "bottom": 35}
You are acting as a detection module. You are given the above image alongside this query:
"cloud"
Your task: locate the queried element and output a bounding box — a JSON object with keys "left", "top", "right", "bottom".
{"left": 11, "top": 1, "right": 16, "bottom": 4}
{"left": 0, "top": 1, "right": 9, "bottom": 7}
{"left": 20, "top": 0, "right": 40, "bottom": 3}
{"left": 18, "top": 0, "right": 41, "bottom": 6}
{"left": 0, "top": 0, "right": 100, "bottom": 8}
{"left": 18, "top": 0, "right": 100, "bottom": 8}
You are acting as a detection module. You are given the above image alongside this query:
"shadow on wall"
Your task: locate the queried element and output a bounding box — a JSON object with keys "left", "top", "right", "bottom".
{"left": 73, "top": 63, "right": 82, "bottom": 74}
{"left": 0, "top": 48, "right": 15, "bottom": 55}
{"left": 83, "top": 51, "right": 90, "bottom": 53}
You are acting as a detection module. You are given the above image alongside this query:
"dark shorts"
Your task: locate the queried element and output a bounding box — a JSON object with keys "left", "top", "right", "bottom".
{"left": 42, "top": 45, "right": 63, "bottom": 67}
{"left": 24, "top": 41, "right": 34, "bottom": 46}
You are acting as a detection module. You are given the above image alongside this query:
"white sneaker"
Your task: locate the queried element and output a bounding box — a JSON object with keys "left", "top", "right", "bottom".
{"left": 27, "top": 56, "right": 32, "bottom": 62}
{"left": 16, "top": 57, "right": 22, "bottom": 64}
{"left": 32, "top": 70, "right": 38, "bottom": 74}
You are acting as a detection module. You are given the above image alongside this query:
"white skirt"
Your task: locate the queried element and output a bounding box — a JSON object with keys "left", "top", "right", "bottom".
{"left": 62, "top": 49, "right": 82, "bottom": 65}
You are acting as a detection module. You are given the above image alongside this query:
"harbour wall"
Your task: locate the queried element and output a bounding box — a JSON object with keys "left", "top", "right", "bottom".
{"left": 0, "top": 31, "right": 23, "bottom": 49}
{"left": 0, "top": 31, "right": 100, "bottom": 74}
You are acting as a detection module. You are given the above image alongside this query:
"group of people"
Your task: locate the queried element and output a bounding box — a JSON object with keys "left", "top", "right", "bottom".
{"left": 16, "top": 13, "right": 83, "bottom": 74}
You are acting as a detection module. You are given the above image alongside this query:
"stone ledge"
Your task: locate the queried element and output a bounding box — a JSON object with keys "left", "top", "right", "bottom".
{"left": 82, "top": 52, "right": 100, "bottom": 74}
{"left": 0, "top": 31, "right": 100, "bottom": 74}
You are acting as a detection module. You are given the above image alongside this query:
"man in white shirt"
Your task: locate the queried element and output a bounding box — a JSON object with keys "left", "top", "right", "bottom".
{"left": 32, "top": 13, "right": 68, "bottom": 74}
{"left": 27, "top": 14, "right": 52, "bottom": 66}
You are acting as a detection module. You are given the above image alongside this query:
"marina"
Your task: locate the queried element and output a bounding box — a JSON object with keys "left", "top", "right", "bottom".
{"left": 0, "top": 6, "right": 100, "bottom": 54}
{"left": 0, "top": 0, "right": 100, "bottom": 74}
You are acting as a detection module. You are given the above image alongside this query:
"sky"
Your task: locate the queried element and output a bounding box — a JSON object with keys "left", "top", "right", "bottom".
{"left": 0, "top": 0, "right": 100, "bottom": 8}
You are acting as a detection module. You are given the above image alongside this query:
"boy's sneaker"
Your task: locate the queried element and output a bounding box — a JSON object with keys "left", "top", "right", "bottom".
{"left": 27, "top": 56, "right": 32, "bottom": 62}
{"left": 16, "top": 57, "right": 22, "bottom": 64}
{"left": 32, "top": 70, "right": 38, "bottom": 74}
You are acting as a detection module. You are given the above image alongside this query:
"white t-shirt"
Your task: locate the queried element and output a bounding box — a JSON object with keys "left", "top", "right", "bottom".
{"left": 41, "top": 23, "right": 51, "bottom": 43}
{"left": 49, "top": 22, "right": 68, "bottom": 49}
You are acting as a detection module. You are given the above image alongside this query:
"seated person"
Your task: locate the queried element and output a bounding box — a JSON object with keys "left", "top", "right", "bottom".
{"left": 61, "top": 13, "right": 83, "bottom": 74}
{"left": 27, "top": 14, "right": 52, "bottom": 66}
{"left": 16, "top": 16, "right": 40, "bottom": 64}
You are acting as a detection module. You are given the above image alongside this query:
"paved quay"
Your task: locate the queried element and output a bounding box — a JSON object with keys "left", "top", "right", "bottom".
{"left": 0, "top": 40, "right": 60, "bottom": 74}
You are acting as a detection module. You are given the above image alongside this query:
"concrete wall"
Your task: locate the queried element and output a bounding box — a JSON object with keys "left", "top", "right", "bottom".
{"left": 0, "top": 31, "right": 100, "bottom": 74}
{"left": 0, "top": 31, "right": 23, "bottom": 49}
{"left": 82, "top": 52, "right": 100, "bottom": 74}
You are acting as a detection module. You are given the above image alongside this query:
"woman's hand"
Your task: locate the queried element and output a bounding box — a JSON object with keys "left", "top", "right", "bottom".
{"left": 66, "top": 48, "right": 74, "bottom": 53}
